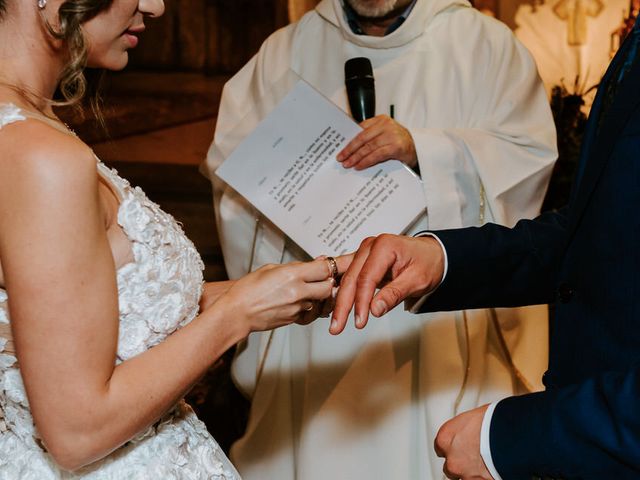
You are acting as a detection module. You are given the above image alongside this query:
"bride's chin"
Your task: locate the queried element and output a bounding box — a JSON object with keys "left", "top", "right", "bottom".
{"left": 86, "top": 52, "right": 130, "bottom": 71}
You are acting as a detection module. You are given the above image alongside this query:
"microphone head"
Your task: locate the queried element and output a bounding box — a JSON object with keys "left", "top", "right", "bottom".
{"left": 345, "top": 57, "right": 374, "bottom": 82}
{"left": 345, "top": 57, "right": 376, "bottom": 122}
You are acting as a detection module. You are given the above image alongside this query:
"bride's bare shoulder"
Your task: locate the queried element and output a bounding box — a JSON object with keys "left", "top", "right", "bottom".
{"left": 0, "top": 117, "right": 98, "bottom": 201}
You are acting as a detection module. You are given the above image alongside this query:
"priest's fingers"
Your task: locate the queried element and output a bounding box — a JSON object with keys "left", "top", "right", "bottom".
{"left": 357, "top": 130, "right": 415, "bottom": 169}
{"left": 340, "top": 132, "right": 387, "bottom": 169}
{"left": 351, "top": 144, "right": 396, "bottom": 171}
{"left": 357, "top": 115, "right": 386, "bottom": 129}
{"left": 337, "top": 121, "right": 387, "bottom": 164}
{"left": 341, "top": 119, "right": 416, "bottom": 169}
{"left": 330, "top": 237, "right": 375, "bottom": 334}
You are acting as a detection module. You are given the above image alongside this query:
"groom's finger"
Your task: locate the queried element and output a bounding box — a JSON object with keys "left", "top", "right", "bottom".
{"left": 335, "top": 253, "right": 354, "bottom": 276}
{"left": 370, "top": 270, "right": 416, "bottom": 317}
{"left": 331, "top": 238, "right": 374, "bottom": 334}
{"left": 352, "top": 235, "right": 399, "bottom": 324}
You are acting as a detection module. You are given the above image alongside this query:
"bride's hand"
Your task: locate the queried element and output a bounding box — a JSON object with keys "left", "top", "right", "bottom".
{"left": 296, "top": 253, "right": 355, "bottom": 325}
{"left": 215, "top": 257, "right": 340, "bottom": 335}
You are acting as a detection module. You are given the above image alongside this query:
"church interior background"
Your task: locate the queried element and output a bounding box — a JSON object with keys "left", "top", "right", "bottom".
{"left": 58, "top": 0, "right": 639, "bottom": 453}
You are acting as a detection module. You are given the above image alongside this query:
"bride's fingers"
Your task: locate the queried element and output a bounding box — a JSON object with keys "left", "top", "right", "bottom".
{"left": 300, "top": 300, "right": 315, "bottom": 312}
{"left": 298, "top": 255, "right": 351, "bottom": 282}
{"left": 298, "top": 277, "right": 335, "bottom": 301}
{"left": 320, "top": 286, "right": 338, "bottom": 317}
{"left": 296, "top": 256, "right": 338, "bottom": 282}
{"left": 293, "top": 255, "right": 354, "bottom": 284}
{"left": 296, "top": 299, "right": 322, "bottom": 325}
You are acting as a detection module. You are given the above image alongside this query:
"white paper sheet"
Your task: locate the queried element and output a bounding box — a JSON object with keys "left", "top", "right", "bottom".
{"left": 215, "top": 80, "right": 425, "bottom": 257}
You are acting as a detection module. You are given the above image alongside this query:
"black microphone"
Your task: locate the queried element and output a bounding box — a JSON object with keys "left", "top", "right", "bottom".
{"left": 345, "top": 57, "right": 375, "bottom": 123}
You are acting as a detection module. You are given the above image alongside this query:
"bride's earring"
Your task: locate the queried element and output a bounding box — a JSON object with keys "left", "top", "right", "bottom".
{"left": 37, "top": 0, "right": 47, "bottom": 9}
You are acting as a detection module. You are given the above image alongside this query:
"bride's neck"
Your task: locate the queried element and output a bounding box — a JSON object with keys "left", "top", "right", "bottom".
{"left": 0, "top": 8, "right": 67, "bottom": 112}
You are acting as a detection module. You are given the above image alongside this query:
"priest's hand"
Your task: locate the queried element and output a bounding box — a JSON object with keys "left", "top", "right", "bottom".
{"left": 434, "top": 405, "right": 495, "bottom": 480}
{"left": 330, "top": 234, "right": 444, "bottom": 335}
{"left": 337, "top": 115, "right": 418, "bottom": 170}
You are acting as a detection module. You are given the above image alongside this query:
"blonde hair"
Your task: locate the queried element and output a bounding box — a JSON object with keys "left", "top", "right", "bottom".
{"left": 1, "top": 0, "right": 113, "bottom": 112}
{"left": 47, "top": 0, "right": 112, "bottom": 106}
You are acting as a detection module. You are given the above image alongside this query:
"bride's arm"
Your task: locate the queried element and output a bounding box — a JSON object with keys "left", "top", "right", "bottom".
{"left": 199, "top": 280, "right": 235, "bottom": 312}
{"left": 0, "top": 123, "right": 336, "bottom": 471}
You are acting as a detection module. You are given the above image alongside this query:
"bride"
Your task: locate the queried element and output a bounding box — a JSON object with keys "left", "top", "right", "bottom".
{"left": 0, "top": 0, "right": 342, "bottom": 477}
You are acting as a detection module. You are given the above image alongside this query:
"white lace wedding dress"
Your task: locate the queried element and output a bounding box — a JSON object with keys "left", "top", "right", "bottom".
{"left": 0, "top": 104, "right": 241, "bottom": 479}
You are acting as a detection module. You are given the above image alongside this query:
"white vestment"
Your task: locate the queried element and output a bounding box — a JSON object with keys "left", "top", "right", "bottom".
{"left": 205, "top": 1, "right": 557, "bottom": 478}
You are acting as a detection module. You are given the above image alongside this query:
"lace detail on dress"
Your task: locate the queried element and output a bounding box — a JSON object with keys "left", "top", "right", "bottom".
{"left": 0, "top": 104, "right": 25, "bottom": 128}
{"left": 96, "top": 163, "right": 206, "bottom": 362}
{"left": 0, "top": 105, "right": 239, "bottom": 479}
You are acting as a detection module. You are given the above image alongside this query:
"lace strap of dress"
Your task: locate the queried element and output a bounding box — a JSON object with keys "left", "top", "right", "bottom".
{"left": 0, "top": 292, "right": 16, "bottom": 358}
{"left": 0, "top": 104, "right": 26, "bottom": 129}
{"left": 0, "top": 103, "right": 75, "bottom": 137}
{"left": 0, "top": 324, "right": 15, "bottom": 357}
{"left": 97, "top": 161, "right": 128, "bottom": 202}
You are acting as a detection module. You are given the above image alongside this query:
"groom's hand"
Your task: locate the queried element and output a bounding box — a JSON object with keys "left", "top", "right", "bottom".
{"left": 330, "top": 234, "right": 445, "bottom": 334}
{"left": 435, "top": 405, "right": 494, "bottom": 480}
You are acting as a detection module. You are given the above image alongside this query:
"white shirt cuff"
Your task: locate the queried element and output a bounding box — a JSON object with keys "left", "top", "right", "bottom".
{"left": 405, "top": 232, "right": 449, "bottom": 313}
{"left": 480, "top": 402, "right": 503, "bottom": 480}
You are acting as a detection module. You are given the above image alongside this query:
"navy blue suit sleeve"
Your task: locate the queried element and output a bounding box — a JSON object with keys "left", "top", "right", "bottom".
{"left": 416, "top": 207, "right": 640, "bottom": 477}
{"left": 419, "top": 207, "right": 569, "bottom": 311}
{"left": 490, "top": 368, "right": 640, "bottom": 478}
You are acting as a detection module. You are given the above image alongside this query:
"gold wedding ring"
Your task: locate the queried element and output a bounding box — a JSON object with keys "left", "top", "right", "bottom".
{"left": 303, "top": 302, "right": 314, "bottom": 312}
{"left": 326, "top": 256, "right": 338, "bottom": 281}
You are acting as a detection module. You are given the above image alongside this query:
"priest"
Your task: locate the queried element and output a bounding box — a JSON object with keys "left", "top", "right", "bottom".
{"left": 205, "top": 0, "right": 557, "bottom": 478}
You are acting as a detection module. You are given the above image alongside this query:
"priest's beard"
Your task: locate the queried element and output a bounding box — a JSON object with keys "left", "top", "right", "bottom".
{"left": 346, "top": 0, "right": 414, "bottom": 18}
